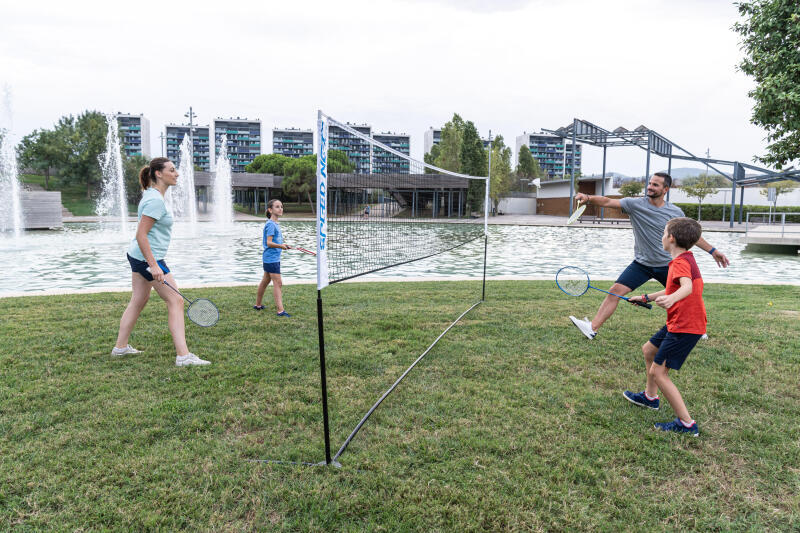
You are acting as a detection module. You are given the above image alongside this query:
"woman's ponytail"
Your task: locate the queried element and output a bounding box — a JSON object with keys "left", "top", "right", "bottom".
{"left": 138, "top": 166, "right": 152, "bottom": 191}
{"left": 139, "top": 157, "right": 171, "bottom": 190}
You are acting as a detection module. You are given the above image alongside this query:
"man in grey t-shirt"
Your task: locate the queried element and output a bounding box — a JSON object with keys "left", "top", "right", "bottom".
{"left": 568, "top": 172, "right": 730, "bottom": 340}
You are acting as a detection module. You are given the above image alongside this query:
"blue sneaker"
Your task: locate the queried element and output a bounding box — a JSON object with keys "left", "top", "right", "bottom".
{"left": 623, "top": 390, "right": 660, "bottom": 410}
{"left": 654, "top": 418, "right": 699, "bottom": 436}
{"left": 276, "top": 311, "right": 291, "bottom": 317}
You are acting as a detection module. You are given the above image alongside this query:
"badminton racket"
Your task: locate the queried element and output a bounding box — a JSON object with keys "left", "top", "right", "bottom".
{"left": 566, "top": 202, "right": 587, "bottom": 225}
{"left": 292, "top": 246, "right": 316, "bottom": 256}
{"left": 556, "top": 266, "right": 651, "bottom": 309}
{"left": 162, "top": 281, "right": 220, "bottom": 327}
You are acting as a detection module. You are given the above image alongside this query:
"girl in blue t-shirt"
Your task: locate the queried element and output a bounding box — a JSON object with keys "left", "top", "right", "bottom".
{"left": 112, "top": 157, "right": 209, "bottom": 367}
{"left": 255, "top": 199, "right": 292, "bottom": 316}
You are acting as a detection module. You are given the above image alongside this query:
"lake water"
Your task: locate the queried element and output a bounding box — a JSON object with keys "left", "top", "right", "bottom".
{"left": 1, "top": 221, "right": 797, "bottom": 296}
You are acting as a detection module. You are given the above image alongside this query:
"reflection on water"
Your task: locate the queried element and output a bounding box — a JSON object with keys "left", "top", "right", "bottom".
{"left": 1, "top": 221, "right": 798, "bottom": 295}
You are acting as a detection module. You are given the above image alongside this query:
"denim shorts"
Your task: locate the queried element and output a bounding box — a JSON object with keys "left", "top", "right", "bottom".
{"left": 263, "top": 262, "right": 281, "bottom": 274}
{"left": 127, "top": 254, "right": 170, "bottom": 282}
{"left": 650, "top": 325, "right": 702, "bottom": 370}
{"left": 616, "top": 260, "right": 669, "bottom": 291}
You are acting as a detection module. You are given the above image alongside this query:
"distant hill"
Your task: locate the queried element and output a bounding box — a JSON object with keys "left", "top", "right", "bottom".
{"left": 658, "top": 167, "right": 711, "bottom": 181}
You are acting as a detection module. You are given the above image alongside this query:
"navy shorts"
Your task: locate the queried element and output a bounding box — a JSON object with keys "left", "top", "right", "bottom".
{"left": 649, "top": 325, "right": 702, "bottom": 370}
{"left": 263, "top": 262, "right": 281, "bottom": 274}
{"left": 616, "top": 261, "right": 669, "bottom": 291}
{"left": 127, "top": 253, "right": 170, "bottom": 282}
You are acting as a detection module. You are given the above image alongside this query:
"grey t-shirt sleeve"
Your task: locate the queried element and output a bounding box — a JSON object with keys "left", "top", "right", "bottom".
{"left": 624, "top": 197, "right": 684, "bottom": 267}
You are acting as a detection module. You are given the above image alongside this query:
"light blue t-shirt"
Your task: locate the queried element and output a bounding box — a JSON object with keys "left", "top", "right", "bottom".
{"left": 262, "top": 220, "right": 284, "bottom": 263}
{"left": 128, "top": 188, "right": 174, "bottom": 261}
{"left": 620, "top": 196, "right": 685, "bottom": 267}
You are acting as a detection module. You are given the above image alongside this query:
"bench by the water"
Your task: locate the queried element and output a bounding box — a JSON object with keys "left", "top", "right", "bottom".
{"left": 579, "top": 216, "right": 628, "bottom": 225}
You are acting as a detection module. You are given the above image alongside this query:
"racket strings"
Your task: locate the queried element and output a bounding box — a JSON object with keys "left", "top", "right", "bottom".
{"left": 187, "top": 299, "right": 219, "bottom": 327}
{"left": 556, "top": 266, "right": 590, "bottom": 296}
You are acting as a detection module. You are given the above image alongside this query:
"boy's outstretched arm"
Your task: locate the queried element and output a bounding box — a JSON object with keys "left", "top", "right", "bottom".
{"left": 629, "top": 289, "right": 666, "bottom": 305}
{"left": 654, "top": 277, "right": 692, "bottom": 309}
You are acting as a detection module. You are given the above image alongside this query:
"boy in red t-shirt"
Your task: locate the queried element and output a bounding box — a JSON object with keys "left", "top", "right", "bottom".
{"left": 623, "top": 217, "right": 706, "bottom": 436}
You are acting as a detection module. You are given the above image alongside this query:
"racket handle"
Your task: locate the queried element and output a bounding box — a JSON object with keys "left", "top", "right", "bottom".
{"left": 163, "top": 281, "right": 191, "bottom": 303}
{"left": 632, "top": 300, "right": 652, "bottom": 309}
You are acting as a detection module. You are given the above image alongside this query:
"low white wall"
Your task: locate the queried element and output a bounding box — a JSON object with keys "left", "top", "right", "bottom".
{"left": 498, "top": 197, "right": 537, "bottom": 215}
{"left": 22, "top": 191, "right": 62, "bottom": 229}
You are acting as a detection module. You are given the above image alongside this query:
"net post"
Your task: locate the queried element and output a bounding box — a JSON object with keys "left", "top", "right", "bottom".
{"left": 482, "top": 234, "right": 487, "bottom": 302}
{"left": 483, "top": 131, "right": 491, "bottom": 301}
{"left": 315, "top": 110, "right": 332, "bottom": 465}
{"left": 316, "top": 290, "right": 332, "bottom": 465}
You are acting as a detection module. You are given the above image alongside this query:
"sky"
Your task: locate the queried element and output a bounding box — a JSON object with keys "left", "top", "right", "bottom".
{"left": 0, "top": 0, "right": 768, "bottom": 176}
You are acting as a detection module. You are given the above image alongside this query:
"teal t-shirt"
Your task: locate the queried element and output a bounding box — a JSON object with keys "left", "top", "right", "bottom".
{"left": 128, "top": 188, "right": 174, "bottom": 261}
{"left": 262, "top": 220, "right": 283, "bottom": 263}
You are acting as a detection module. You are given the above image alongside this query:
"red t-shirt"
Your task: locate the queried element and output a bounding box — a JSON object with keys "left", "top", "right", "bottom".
{"left": 665, "top": 251, "right": 707, "bottom": 334}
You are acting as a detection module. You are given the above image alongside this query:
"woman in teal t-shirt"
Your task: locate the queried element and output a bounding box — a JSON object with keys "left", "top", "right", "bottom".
{"left": 111, "top": 157, "right": 209, "bottom": 367}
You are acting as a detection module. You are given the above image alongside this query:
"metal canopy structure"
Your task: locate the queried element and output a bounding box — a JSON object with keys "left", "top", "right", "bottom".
{"left": 543, "top": 118, "right": 800, "bottom": 227}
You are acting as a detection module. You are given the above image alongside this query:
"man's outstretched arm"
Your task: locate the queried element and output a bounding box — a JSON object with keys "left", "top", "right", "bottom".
{"left": 695, "top": 236, "right": 730, "bottom": 268}
{"left": 574, "top": 192, "right": 622, "bottom": 210}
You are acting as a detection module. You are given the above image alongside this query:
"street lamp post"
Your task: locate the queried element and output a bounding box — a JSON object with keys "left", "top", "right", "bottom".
{"left": 184, "top": 106, "right": 197, "bottom": 165}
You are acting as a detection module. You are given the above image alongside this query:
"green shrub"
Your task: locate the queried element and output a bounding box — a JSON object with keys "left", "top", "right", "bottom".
{"left": 672, "top": 203, "right": 800, "bottom": 221}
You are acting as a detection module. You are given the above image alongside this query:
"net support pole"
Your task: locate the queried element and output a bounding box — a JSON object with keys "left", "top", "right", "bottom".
{"left": 314, "top": 110, "right": 334, "bottom": 466}
{"left": 600, "top": 146, "right": 607, "bottom": 220}
{"left": 483, "top": 131, "right": 491, "bottom": 301}
{"left": 316, "top": 291, "right": 333, "bottom": 465}
{"left": 569, "top": 119, "right": 576, "bottom": 217}
{"left": 732, "top": 162, "right": 742, "bottom": 228}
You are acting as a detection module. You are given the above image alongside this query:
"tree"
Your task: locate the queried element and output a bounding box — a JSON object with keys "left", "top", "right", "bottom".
{"left": 428, "top": 113, "right": 487, "bottom": 213}
{"left": 514, "top": 144, "right": 544, "bottom": 192}
{"left": 246, "top": 153, "right": 290, "bottom": 174}
{"left": 328, "top": 149, "right": 354, "bottom": 173}
{"left": 488, "top": 135, "right": 512, "bottom": 213}
{"left": 282, "top": 155, "right": 317, "bottom": 209}
{"left": 122, "top": 154, "right": 149, "bottom": 207}
{"left": 759, "top": 179, "right": 798, "bottom": 205}
{"left": 53, "top": 111, "right": 108, "bottom": 199}
{"left": 681, "top": 174, "right": 719, "bottom": 221}
{"left": 618, "top": 181, "right": 643, "bottom": 197}
{"left": 423, "top": 144, "right": 440, "bottom": 174}
{"left": 16, "top": 128, "right": 68, "bottom": 189}
{"left": 516, "top": 145, "right": 542, "bottom": 179}
{"left": 460, "top": 121, "right": 487, "bottom": 212}
{"left": 734, "top": 0, "right": 800, "bottom": 167}
{"left": 434, "top": 114, "right": 464, "bottom": 173}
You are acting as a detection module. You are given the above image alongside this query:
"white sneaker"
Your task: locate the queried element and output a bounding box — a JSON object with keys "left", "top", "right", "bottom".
{"left": 111, "top": 344, "right": 142, "bottom": 356}
{"left": 175, "top": 353, "right": 211, "bottom": 366}
{"left": 569, "top": 316, "right": 597, "bottom": 340}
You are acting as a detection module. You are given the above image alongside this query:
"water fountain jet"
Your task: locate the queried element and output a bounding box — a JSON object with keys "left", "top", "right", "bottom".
{"left": 212, "top": 134, "right": 233, "bottom": 227}
{"left": 96, "top": 113, "right": 128, "bottom": 234}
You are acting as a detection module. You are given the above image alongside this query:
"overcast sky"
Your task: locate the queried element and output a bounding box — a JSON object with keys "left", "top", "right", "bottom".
{"left": 0, "top": 0, "right": 766, "bottom": 176}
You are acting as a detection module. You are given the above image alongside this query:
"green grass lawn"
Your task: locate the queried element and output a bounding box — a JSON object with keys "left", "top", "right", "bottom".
{"left": 1, "top": 281, "right": 798, "bottom": 531}
{"left": 21, "top": 174, "right": 136, "bottom": 216}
